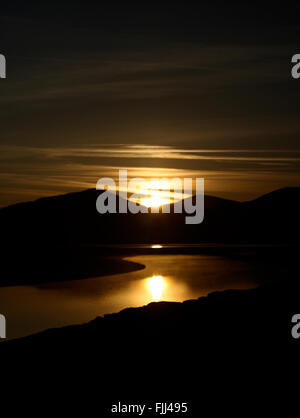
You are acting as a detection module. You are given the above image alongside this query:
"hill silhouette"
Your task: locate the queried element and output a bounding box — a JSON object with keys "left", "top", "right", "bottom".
{"left": 0, "top": 187, "right": 299, "bottom": 286}
{"left": 1, "top": 187, "right": 299, "bottom": 248}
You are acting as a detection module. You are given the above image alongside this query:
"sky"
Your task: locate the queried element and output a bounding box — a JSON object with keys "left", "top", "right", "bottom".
{"left": 0, "top": 1, "right": 300, "bottom": 206}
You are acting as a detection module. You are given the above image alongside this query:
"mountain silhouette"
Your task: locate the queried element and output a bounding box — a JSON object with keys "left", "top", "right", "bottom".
{"left": 1, "top": 187, "right": 299, "bottom": 249}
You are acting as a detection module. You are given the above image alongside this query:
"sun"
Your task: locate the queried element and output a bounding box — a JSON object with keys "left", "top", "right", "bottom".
{"left": 127, "top": 178, "right": 177, "bottom": 209}
{"left": 141, "top": 195, "right": 170, "bottom": 208}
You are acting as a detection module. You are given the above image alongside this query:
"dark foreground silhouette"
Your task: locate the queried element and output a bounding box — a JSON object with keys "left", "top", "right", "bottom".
{"left": 1, "top": 187, "right": 299, "bottom": 415}
{"left": 1, "top": 187, "right": 299, "bottom": 250}
{"left": 2, "top": 276, "right": 299, "bottom": 416}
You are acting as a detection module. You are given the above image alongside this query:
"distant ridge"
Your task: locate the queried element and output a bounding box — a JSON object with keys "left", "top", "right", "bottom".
{"left": 0, "top": 187, "right": 299, "bottom": 248}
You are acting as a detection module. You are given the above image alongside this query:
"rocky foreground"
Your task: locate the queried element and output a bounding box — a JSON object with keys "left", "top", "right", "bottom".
{"left": 1, "top": 277, "right": 299, "bottom": 415}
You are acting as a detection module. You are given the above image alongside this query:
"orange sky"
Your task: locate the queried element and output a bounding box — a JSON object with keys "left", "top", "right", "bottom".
{"left": 1, "top": 3, "right": 300, "bottom": 207}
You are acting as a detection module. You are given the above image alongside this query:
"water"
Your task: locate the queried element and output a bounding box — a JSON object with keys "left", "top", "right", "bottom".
{"left": 0, "top": 253, "right": 276, "bottom": 340}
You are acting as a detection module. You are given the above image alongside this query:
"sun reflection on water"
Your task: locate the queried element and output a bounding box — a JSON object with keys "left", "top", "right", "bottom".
{"left": 147, "top": 275, "right": 165, "bottom": 300}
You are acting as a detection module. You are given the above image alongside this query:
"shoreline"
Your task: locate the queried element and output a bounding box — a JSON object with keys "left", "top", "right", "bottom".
{"left": 1, "top": 243, "right": 297, "bottom": 287}
{"left": 0, "top": 256, "right": 145, "bottom": 288}
{"left": 1, "top": 277, "right": 297, "bottom": 346}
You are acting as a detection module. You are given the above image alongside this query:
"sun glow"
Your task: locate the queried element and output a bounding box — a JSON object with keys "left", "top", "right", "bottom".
{"left": 125, "top": 177, "right": 188, "bottom": 209}
{"left": 141, "top": 195, "right": 170, "bottom": 208}
{"left": 140, "top": 179, "right": 173, "bottom": 208}
{"left": 147, "top": 275, "right": 165, "bottom": 300}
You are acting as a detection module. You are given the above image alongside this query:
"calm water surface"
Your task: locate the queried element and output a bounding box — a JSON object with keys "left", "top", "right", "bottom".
{"left": 0, "top": 254, "right": 270, "bottom": 340}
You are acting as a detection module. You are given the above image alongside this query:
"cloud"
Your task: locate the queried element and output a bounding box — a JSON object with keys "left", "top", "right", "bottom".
{"left": 0, "top": 44, "right": 292, "bottom": 104}
{"left": 0, "top": 144, "right": 299, "bottom": 207}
